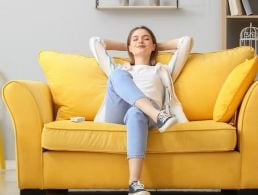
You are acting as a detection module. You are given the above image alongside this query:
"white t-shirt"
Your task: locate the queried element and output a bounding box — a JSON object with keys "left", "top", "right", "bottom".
{"left": 128, "top": 64, "right": 164, "bottom": 109}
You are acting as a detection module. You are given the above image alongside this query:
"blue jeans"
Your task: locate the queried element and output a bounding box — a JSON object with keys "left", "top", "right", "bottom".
{"left": 104, "top": 69, "right": 151, "bottom": 159}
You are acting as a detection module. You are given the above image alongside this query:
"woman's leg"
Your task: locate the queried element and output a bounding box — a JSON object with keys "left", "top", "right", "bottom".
{"left": 106, "top": 69, "right": 159, "bottom": 122}
{"left": 124, "top": 107, "right": 149, "bottom": 184}
{"left": 129, "top": 158, "right": 144, "bottom": 184}
{"left": 104, "top": 71, "right": 131, "bottom": 123}
{"left": 106, "top": 69, "right": 176, "bottom": 131}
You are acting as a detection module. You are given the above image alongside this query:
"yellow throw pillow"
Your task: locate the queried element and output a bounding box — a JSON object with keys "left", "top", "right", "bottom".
{"left": 39, "top": 51, "right": 107, "bottom": 120}
{"left": 156, "top": 52, "right": 173, "bottom": 63}
{"left": 213, "top": 56, "right": 258, "bottom": 122}
{"left": 113, "top": 57, "right": 129, "bottom": 64}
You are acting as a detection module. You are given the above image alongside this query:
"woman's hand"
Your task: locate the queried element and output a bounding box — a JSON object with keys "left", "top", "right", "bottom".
{"left": 157, "top": 38, "right": 179, "bottom": 51}
{"left": 158, "top": 37, "right": 193, "bottom": 51}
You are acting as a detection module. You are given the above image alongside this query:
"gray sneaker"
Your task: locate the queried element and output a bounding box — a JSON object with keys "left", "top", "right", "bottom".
{"left": 157, "top": 110, "right": 177, "bottom": 132}
{"left": 128, "top": 181, "right": 150, "bottom": 195}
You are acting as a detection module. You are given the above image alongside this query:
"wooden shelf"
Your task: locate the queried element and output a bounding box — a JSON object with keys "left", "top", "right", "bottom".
{"left": 96, "top": 5, "right": 178, "bottom": 10}
{"left": 221, "top": 0, "right": 258, "bottom": 50}
{"left": 226, "top": 15, "right": 258, "bottom": 19}
{"left": 95, "top": 0, "right": 179, "bottom": 10}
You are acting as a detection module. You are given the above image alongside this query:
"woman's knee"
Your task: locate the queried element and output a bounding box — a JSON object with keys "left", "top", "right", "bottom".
{"left": 124, "top": 107, "right": 148, "bottom": 124}
{"left": 110, "top": 69, "right": 132, "bottom": 83}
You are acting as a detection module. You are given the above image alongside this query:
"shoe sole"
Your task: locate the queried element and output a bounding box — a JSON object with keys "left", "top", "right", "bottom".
{"left": 128, "top": 191, "right": 151, "bottom": 195}
{"left": 158, "top": 117, "right": 177, "bottom": 133}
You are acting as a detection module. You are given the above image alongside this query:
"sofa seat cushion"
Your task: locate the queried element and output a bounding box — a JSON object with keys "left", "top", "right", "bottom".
{"left": 42, "top": 120, "right": 236, "bottom": 153}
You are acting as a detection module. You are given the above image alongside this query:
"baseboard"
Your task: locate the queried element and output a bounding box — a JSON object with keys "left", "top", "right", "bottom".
{"left": 5, "top": 160, "right": 16, "bottom": 170}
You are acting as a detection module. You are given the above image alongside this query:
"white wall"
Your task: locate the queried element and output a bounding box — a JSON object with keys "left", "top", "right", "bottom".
{"left": 0, "top": 0, "right": 222, "bottom": 160}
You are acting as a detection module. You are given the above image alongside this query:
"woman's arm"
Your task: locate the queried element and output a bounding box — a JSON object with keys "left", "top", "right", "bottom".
{"left": 157, "top": 38, "right": 180, "bottom": 51}
{"left": 102, "top": 39, "right": 127, "bottom": 51}
{"left": 164, "top": 36, "right": 193, "bottom": 81}
{"left": 89, "top": 37, "right": 118, "bottom": 77}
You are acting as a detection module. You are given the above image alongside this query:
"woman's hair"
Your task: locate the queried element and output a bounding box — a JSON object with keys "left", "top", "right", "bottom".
{"left": 127, "top": 26, "right": 158, "bottom": 66}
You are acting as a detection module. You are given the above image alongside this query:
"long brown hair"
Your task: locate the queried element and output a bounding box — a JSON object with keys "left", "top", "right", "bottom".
{"left": 127, "top": 26, "right": 158, "bottom": 66}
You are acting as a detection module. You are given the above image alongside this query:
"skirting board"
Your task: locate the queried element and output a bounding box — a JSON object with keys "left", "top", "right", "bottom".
{"left": 5, "top": 160, "right": 15, "bottom": 170}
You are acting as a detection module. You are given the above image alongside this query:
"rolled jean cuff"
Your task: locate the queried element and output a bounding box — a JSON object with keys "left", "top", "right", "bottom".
{"left": 127, "top": 154, "right": 145, "bottom": 159}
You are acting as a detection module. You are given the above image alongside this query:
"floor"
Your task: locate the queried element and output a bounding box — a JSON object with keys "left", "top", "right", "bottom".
{"left": 0, "top": 169, "right": 246, "bottom": 195}
{"left": 0, "top": 169, "right": 19, "bottom": 195}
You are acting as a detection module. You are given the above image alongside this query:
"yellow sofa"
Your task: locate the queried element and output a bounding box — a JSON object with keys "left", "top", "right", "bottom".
{"left": 2, "top": 46, "right": 258, "bottom": 194}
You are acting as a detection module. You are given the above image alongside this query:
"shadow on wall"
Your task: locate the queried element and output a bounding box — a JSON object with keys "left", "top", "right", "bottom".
{"left": 0, "top": 71, "right": 7, "bottom": 119}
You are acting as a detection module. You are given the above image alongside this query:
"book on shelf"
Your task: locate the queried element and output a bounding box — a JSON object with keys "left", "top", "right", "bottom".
{"left": 228, "top": 0, "right": 243, "bottom": 16}
{"left": 241, "top": 0, "right": 253, "bottom": 15}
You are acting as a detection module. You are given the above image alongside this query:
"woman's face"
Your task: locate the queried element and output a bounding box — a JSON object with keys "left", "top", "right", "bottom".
{"left": 128, "top": 29, "right": 156, "bottom": 57}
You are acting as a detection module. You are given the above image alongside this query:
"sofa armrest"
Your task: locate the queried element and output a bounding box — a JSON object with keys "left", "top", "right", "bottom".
{"left": 237, "top": 81, "right": 258, "bottom": 188}
{"left": 2, "top": 80, "right": 53, "bottom": 189}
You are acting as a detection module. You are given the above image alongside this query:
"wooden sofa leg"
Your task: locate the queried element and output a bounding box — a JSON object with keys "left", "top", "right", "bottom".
{"left": 20, "top": 189, "right": 68, "bottom": 195}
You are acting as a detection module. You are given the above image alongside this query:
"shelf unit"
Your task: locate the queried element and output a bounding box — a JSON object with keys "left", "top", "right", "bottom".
{"left": 96, "top": 0, "right": 179, "bottom": 10}
{"left": 221, "top": 0, "right": 258, "bottom": 50}
{"left": 227, "top": 15, "right": 258, "bottom": 19}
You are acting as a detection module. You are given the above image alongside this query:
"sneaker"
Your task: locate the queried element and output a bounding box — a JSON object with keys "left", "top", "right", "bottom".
{"left": 157, "top": 110, "right": 177, "bottom": 132}
{"left": 128, "top": 181, "right": 151, "bottom": 195}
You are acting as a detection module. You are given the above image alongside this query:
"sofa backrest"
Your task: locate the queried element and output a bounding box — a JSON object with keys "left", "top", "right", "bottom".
{"left": 39, "top": 46, "right": 255, "bottom": 121}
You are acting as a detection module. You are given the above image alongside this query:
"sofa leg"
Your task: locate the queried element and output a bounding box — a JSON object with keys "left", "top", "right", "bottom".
{"left": 20, "top": 189, "right": 46, "bottom": 195}
{"left": 237, "top": 189, "right": 258, "bottom": 195}
{"left": 20, "top": 189, "right": 68, "bottom": 195}
{"left": 221, "top": 190, "right": 238, "bottom": 194}
{"left": 221, "top": 189, "right": 258, "bottom": 195}
{"left": 46, "top": 189, "right": 68, "bottom": 194}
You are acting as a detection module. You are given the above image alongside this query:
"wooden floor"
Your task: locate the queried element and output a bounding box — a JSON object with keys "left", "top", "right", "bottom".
{"left": 0, "top": 169, "right": 247, "bottom": 195}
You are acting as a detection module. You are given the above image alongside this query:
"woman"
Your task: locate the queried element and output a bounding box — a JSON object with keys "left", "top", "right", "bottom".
{"left": 90, "top": 26, "right": 193, "bottom": 195}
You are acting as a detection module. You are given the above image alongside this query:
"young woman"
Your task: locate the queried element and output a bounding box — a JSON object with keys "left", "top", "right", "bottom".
{"left": 90, "top": 26, "right": 193, "bottom": 195}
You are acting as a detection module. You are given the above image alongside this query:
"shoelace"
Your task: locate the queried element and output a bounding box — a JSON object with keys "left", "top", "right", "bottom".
{"left": 157, "top": 111, "right": 170, "bottom": 122}
{"left": 131, "top": 181, "right": 144, "bottom": 191}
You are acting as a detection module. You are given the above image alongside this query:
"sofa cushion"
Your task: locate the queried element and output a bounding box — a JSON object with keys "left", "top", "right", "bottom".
{"left": 42, "top": 120, "right": 236, "bottom": 153}
{"left": 39, "top": 51, "right": 107, "bottom": 120}
{"left": 174, "top": 46, "right": 254, "bottom": 120}
{"left": 213, "top": 56, "right": 258, "bottom": 122}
